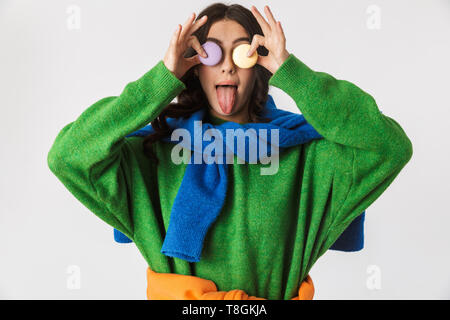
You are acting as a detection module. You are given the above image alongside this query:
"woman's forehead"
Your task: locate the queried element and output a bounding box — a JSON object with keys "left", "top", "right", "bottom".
{"left": 207, "top": 20, "right": 249, "bottom": 43}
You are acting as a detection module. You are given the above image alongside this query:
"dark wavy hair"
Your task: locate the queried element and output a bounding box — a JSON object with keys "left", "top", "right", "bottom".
{"left": 142, "top": 2, "right": 272, "bottom": 162}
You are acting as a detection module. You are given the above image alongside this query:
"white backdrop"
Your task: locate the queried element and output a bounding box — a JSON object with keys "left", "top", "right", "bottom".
{"left": 1, "top": 0, "right": 449, "bottom": 299}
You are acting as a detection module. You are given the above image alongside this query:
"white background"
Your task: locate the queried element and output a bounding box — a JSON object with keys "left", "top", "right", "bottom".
{"left": 1, "top": 0, "right": 449, "bottom": 299}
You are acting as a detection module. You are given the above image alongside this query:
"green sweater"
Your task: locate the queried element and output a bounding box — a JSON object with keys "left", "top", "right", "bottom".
{"left": 47, "top": 53, "right": 413, "bottom": 299}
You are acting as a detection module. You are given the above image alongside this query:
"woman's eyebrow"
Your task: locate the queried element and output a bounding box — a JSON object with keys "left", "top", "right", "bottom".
{"left": 206, "top": 37, "right": 250, "bottom": 45}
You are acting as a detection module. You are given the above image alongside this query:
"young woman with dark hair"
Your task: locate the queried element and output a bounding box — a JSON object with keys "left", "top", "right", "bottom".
{"left": 47, "top": 3, "right": 412, "bottom": 300}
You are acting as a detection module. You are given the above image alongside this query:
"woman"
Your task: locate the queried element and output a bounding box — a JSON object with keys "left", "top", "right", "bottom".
{"left": 47, "top": 3, "right": 413, "bottom": 300}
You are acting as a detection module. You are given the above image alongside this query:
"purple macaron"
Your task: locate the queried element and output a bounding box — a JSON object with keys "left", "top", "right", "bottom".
{"left": 199, "top": 41, "right": 222, "bottom": 66}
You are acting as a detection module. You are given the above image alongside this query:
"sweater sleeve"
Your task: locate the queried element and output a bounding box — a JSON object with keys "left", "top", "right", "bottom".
{"left": 47, "top": 60, "right": 186, "bottom": 240}
{"left": 269, "top": 54, "right": 413, "bottom": 252}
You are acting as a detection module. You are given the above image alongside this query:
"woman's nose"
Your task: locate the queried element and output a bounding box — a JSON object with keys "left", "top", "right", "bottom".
{"left": 221, "top": 52, "right": 236, "bottom": 73}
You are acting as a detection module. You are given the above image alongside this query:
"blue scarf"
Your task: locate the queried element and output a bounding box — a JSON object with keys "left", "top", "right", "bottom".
{"left": 117, "top": 94, "right": 365, "bottom": 260}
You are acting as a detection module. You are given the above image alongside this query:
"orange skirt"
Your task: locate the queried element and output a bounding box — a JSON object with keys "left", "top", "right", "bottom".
{"left": 146, "top": 266, "right": 314, "bottom": 300}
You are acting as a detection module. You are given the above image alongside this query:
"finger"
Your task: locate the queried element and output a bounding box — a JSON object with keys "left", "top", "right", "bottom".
{"left": 188, "top": 35, "right": 207, "bottom": 58}
{"left": 264, "top": 5, "right": 277, "bottom": 29}
{"left": 171, "top": 24, "right": 181, "bottom": 45}
{"left": 276, "top": 21, "right": 286, "bottom": 40}
{"left": 179, "top": 12, "right": 196, "bottom": 41}
{"left": 250, "top": 5, "right": 271, "bottom": 35}
{"left": 247, "top": 34, "right": 265, "bottom": 57}
{"left": 190, "top": 15, "right": 208, "bottom": 35}
{"left": 185, "top": 54, "right": 201, "bottom": 68}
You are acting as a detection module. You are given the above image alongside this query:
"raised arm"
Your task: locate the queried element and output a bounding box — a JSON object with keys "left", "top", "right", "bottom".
{"left": 47, "top": 61, "right": 186, "bottom": 239}
{"left": 269, "top": 53, "right": 413, "bottom": 253}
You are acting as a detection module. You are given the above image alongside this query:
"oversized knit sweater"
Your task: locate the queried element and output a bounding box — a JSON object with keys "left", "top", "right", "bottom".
{"left": 47, "top": 53, "right": 413, "bottom": 300}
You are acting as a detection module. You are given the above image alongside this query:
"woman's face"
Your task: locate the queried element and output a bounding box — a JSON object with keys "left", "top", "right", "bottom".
{"left": 196, "top": 19, "right": 256, "bottom": 123}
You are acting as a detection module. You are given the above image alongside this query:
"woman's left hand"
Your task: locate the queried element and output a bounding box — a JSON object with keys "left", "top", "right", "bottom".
{"left": 247, "top": 5, "right": 290, "bottom": 74}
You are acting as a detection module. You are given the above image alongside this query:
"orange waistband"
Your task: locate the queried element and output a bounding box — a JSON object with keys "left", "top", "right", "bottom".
{"left": 146, "top": 266, "right": 314, "bottom": 300}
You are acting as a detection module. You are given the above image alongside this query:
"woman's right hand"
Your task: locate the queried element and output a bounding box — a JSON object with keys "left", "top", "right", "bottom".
{"left": 163, "top": 13, "right": 208, "bottom": 80}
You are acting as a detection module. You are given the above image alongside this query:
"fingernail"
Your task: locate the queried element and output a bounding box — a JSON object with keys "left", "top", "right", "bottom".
{"left": 247, "top": 50, "right": 251, "bottom": 57}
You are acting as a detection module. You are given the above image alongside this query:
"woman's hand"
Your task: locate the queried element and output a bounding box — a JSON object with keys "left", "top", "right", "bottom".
{"left": 163, "top": 12, "right": 208, "bottom": 80}
{"left": 247, "top": 5, "right": 290, "bottom": 74}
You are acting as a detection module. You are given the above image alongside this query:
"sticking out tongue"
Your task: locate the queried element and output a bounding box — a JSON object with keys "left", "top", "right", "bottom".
{"left": 216, "top": 86, "right": 237, "bottom": 114}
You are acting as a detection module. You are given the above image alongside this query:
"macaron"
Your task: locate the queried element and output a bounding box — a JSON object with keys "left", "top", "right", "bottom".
{"left": 199, "top": 41, "right": 222, "bottom": 66}
{"left": 232, "top": 43, "right": 258, "bottom": 69}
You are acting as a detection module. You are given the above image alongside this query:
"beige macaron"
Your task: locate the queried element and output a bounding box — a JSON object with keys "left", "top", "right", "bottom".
{"left": 232, "top": 44, "right": 258, "bottom": 68}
